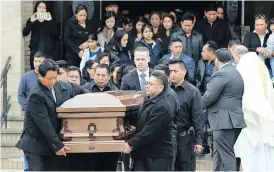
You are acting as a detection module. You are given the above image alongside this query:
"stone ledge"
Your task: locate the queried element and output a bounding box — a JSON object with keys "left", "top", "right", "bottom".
{"left": 1, "top": 154, "right": 23, "bottom": 159}
{"left": 7, "top": 116, "right": 24, "bottom": 121}
{"left": 1, "top": 129, "right": 22, "bottom": 134}
{"left": 1, "top": 141, "right": 17, "bottom": 147}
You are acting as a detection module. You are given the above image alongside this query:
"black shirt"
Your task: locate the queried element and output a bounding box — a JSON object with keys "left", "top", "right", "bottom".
{"left": 171, "top": 80, "right": 204, "bottom": 145}
{"left": 83, "top": 80, "right": 118, "bottom": 92}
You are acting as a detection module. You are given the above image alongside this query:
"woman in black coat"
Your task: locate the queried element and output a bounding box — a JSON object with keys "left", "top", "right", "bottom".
{"left": 64, "top": 5, "right": 94, "bottom": 66}
{"left": 23, "top": 1, "right": 58, "bottom": 69}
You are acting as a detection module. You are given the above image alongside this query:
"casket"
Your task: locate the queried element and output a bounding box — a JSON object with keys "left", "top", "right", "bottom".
{"left": 56, "top": 91, "right": 145, "bottom": 153}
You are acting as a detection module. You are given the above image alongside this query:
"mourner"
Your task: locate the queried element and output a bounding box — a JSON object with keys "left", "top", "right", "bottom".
{"left": 15, "top": 59, "right": 88, "bottom": 171}
{"left": 169, "top": 59, "right": 204, "bottom": 171}
{"left": 120, "top": 46, "right": 152, "bottom": 91}
{"left": 83, "top": 64, "right": 118, "bottom": 92}
{"left": 202, "top": 48, "right": 247, "bottom": 171}
{"left": 56, "top": 60, "right": 69, "bottom": 82}
{"left": 124, "top": 71, "right": 174, "bottom": 171}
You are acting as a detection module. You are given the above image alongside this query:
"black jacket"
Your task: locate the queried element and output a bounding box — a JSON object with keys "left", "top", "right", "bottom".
{"left": 23, "top": 19, "right": 58, "bottom": 55}
{"left": 104, "top": 45, "right": 133, "bottom": 65}
{"left": 16, "top": 81, "right": 87, "bottom": 156}
{"left": 64, "top": 18, "right": 94, "bottom": 60}
{"left": 120, "top": 69, "right": 153, "bottom": 91}
{"left": 195, "top": 18, "right": 231, "bottom": 48}
{"left": 243, "top": 31, "right": 270, "bottom": 52}
{"left": 83, "top": 80, "right": 118, "bottom": 92}
{"left": 128, "top": 90, "right": 174, "bottom": 158}
{"left": 170, "top": 29, "right": 204, "bottom": 63}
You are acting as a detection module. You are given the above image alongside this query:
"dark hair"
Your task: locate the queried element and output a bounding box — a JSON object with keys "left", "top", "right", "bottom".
{"left": 181, "top": 13, "right": 195, "bottom": 22}
{"left": 56, "top": 60, "right": 69, "bottom": 72}
{"left": 205, "top": 41, "right": 218, "bottom": 53}
{"left": 94, "top": 64, "right": 111, "bottom": 75}
{"left": 270, "top": 18, "right": 274, "bottom": 25}
{"left": 95, "top": 52, "right": 110, "bottom": 64}
{"left": 168, "top": 58, "right": 193, "bottom": 82}
{"left": 154, "top": 64, "right": 170, "bottom": 77}
{"left": 34, "top": 51, "right": 47, "bottom": 59}
{"left": 122, "top": 16, "right": 133, "bottom": 25}
{"left": 88, "top": 33, "right": 98, "bottom": 41}
{"left": 185, "top": 10, "right": 198, "bottom": 18}
{"left": 135, "top": 16, "right": 149, "bottom": 25}
{"left": 215, "top": 48, "right": 232, "bottom": 63}
{"left": 110, "top": 64, "right": 120, "bottom": 73}
{"left": 170, "top": 38, "right": 183, "bottom": 46}
{"left": 75, "top": 4, "right": 87, "bottom": 14}
{"left": 228, "top": 39, "right": 242, "bottom": 48}
{"left": 254, "top": 14, "right": 268, "bottom": 24}
{"left": 151, "top": 71, "right": 169, "bottom": 91}
{"left": 205, "top": 4, "right": 217, "bottom": 12}
{"left": 38, "top": 59, "right": 59, "bottom": 77}
{"left": 68, "top": 66, "right": 82, "bottom": 78}
{"left": 104, "top": 29, "right": 129, "bottom": 52}
{"left": 82, "top": 59, "right": 96, "bottom": 81}
{"left": 172, "top": 9, "right": 184, "bottom": 24}
{"left": 141, "top": 23, "right": 153, "bottom": 34}
{"left": 97, "top": 11, "right": 117, "bottom": 34}
{"left": 33, "top": 1, "right": 48, "bottom": 13}
{"left": 216, "top": 5, "right": 224, "bottom": 10}
{"left": 159, "top": 13, "right": 176, "bottom": 37}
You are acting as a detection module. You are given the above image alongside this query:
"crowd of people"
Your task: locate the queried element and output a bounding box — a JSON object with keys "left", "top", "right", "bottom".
{"left": 16, "top": 1, "right": 274, "bottom": 171}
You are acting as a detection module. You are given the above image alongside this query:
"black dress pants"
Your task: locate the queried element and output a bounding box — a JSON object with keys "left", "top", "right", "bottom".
{"left": 174, "top": 130, "right": 196, "bottom": 171}
{"left": 91, "top": 152, "right": 120, "bottom": 171}
{"left": 24, "top": 151, "right": 58, "bottom": 171}
{"left": 133, "top": 157, "right": 173, "bottom": 171}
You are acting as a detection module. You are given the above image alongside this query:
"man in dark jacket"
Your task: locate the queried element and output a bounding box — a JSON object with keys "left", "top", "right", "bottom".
{"left": 83, "top": 64, "right": 118, "bottom": 92}
{"left": 124, "top": 71, "right": 174, "bottom": 171}
{"left": 15, "top": 59, "right": 88, "bottom": 171}
{"left": 195, "top": 4, "right": 231, "bottom": 48}
{"left": 170, "top": 13, "right": 204, "bottom": 64}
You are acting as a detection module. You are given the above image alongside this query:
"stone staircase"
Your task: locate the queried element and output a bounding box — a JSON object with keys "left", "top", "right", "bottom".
{"left": 1, "top": 116, "right": 24, "bottom": 170}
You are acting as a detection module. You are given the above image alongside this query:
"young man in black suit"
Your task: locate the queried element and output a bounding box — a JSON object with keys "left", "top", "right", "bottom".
{"left": 16, "top": 59, "right": 88, "bottom": 171}
{"left": 120, "top": 46, "right": 152, "bottom": 91}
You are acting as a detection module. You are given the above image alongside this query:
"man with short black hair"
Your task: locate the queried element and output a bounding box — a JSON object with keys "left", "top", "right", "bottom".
{"left": 170, "top": 12, "right": 204, "bottom": 63}
{"left": 83, "top": 64, "right": 118, "bottom": 92}
{"left": 169, "top": 58, "right": 204, "bottom": 171}
{"left": 154, "top": 64, "right": 170, "bottom": 77}
{"left": 16, "top": 59, "right": 88, "bottom": 171}
{"left": 124, "top": 71, "right": 174, "bottom": 171}
{"left": 196, "top": 3, "right": 231, "bottom": 48}
{"left": 161, "top": 38, "right": 196, "bottom": 79}
{"left": 56, "top": 60, "right": 69, "bottom": 81}
{"left": 202, "top": 48, "right": 246, "bottom": 171}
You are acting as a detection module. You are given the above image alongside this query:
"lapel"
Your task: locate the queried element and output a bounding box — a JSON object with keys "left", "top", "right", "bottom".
{"left": 132, "top": 70, "right": 141, "bottom": 91}
{"left": 53, "top": 81, "right": 68, "bottom": 106}
{"left": 39, "top": 81, "right": 56, "bottom": 105}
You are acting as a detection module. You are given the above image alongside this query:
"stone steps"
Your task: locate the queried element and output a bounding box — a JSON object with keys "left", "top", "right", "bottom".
{"left": 1, "top": 129, "right": 22, "bottom": 141}
{"left": 2, "top": 116, "right": 24, "bottom": 129}
{"left": 1, "top": 154, "right": 24, "bottom": 170}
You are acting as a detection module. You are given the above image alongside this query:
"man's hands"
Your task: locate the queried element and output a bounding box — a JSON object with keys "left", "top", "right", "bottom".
{"left": 56, "top": 146, "right": 70, "bottom": 156}
{"left": 194, "top": 144, "right": 203, "bottom": 153}
{"left": 123, "top": 143, "right": 132, "bottom": 154}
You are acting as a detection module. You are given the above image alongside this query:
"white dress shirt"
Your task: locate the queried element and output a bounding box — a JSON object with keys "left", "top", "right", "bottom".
{"left": 136, "top": 69, "right": 150, "bottom": 86}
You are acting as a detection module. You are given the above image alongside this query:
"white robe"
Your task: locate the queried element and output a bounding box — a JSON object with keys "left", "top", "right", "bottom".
{"left": 234, "top": 52, "right": 274, "bottom": 172}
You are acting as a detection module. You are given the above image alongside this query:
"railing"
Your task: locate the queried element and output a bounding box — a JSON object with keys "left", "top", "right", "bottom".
{"left": 1, "top": 56, "right": 12, "bottom": 128}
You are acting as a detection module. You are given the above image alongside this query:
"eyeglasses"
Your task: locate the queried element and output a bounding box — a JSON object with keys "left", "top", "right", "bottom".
{"left": 146, "top": 81, "right": 162, "bottom": 86}
{"left": 255, "top": 14, "right": 266, "bottom": 20}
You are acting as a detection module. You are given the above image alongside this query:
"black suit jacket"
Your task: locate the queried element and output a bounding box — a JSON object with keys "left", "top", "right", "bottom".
{"left": 120, "top": 69, "right": 153, "bottom": 91}
{"left": 16, "top": 81, "right": 87, "bottom": 156}
{"left": 128, "top": 90, "right": 174, "bottom": 158}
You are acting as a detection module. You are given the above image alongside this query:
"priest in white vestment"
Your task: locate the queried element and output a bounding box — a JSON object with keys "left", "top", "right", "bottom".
{"left": 231, "top": 45, "right": 274, "bottom": 172}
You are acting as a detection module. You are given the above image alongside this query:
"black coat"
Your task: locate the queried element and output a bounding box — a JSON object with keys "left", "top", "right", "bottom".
{"left": 128, "top": 90, "right": 174, "bottom": 158}
{"left": 23, "top": 19, "right": 58, "bottom": 55}
{"left": 120, "top": 69, "right": 153, "bottom": 91}
{"left": 16, "top": 81, "right": 87, "bottom": 156}
{"left": 243, "top": 31, "right": 270, "bottom": 52}
{"left": 64, "top": 18, "right": 94, "bottom": 61}
{"left": 195, "top": 18, "right": 231, "bottom": 48}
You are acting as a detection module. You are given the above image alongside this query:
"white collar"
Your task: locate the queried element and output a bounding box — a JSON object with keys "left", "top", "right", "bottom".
{"left": 219, "top": 62, "right": 230, "bottom": 69}
{"left": 137, "top": 69, "right": 149, "bottom": 77}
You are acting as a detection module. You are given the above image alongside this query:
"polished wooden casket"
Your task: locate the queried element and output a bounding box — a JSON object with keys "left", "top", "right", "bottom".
{"left": 56, "top": 91, "right": 145, "bottom": 153}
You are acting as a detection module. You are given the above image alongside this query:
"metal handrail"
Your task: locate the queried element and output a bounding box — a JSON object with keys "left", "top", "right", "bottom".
{"left": 1, "top": 56, "right": 12, "bottom": 128}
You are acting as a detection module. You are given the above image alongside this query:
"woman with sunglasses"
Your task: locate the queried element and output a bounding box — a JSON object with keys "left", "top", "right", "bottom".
{"left": 243, "top": 14, "right": 272, "bottom": 77}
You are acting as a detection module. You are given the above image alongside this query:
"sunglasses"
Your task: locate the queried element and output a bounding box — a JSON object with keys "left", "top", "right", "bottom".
{"left": 255, "top": 14, "right": 266, "bottom": 20}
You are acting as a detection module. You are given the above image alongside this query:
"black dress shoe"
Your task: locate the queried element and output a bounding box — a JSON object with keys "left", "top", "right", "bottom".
{"left": 196, "top": 147, "right": 210, "bottom": 156}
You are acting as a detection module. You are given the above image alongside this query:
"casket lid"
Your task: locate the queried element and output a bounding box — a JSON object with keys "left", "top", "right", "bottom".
{"left": 56, "top": 91, "right": 145, "bottom": 113}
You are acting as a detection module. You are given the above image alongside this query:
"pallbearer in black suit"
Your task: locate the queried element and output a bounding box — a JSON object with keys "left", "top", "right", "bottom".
{"left": 120, "top": 46, "right": 152, "bottom": 91}
{"left": 16, "top": 59, "right": 88, "bottom": 171}
{"left": 169, "top": 59, "right": 204, "bottom": 171}
{"left": 124, "top": 71, "right": 174, "bottom": 171}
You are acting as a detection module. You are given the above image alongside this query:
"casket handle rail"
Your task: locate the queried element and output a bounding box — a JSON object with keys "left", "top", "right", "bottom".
{"left": 60, "top": 120, "right": 73, "bottom": 141}
{"left": 113, "top": 118, "right": 135, "bottom": 140}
